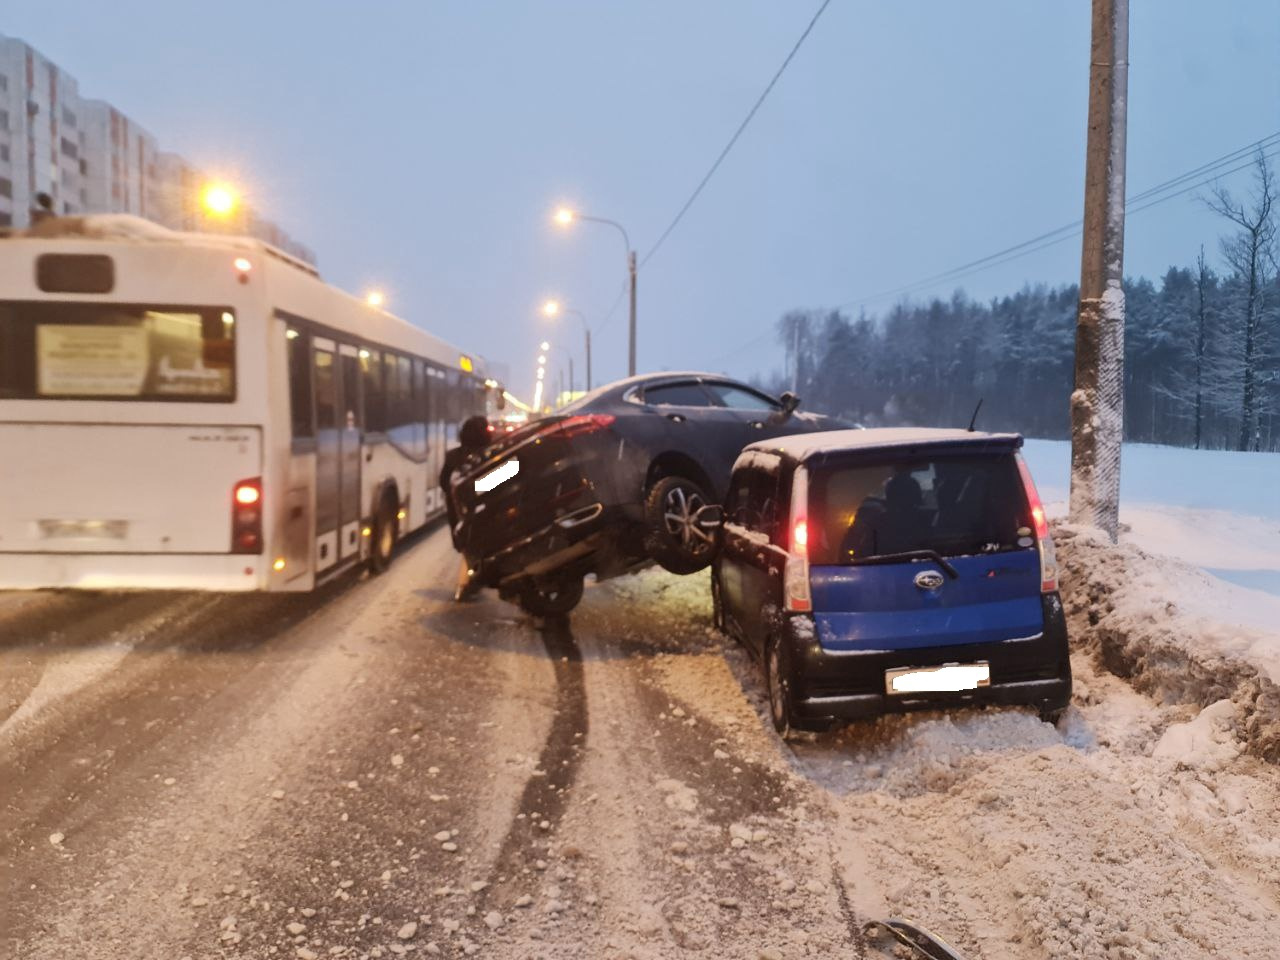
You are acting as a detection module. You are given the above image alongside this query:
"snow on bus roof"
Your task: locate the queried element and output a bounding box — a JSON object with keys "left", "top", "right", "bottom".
{"left": 747, "top": 427, "right": 1023, "bottom": 461}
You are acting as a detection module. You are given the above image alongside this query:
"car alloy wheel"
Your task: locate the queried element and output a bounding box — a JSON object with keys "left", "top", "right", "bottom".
{"left": 662, "top": 484, "right": 714, "bottom": 552}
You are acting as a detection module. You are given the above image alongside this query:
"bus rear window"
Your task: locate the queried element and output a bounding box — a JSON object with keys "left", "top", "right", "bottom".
{"left": 807, "top": 453, "right": 1029, "bottom": 564}
{"left": 0, "top": 301, "right": 235, "bottom": 402}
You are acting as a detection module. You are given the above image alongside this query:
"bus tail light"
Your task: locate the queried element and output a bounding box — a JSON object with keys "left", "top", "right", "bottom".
{"left": 232, "top": 477, "right": 263, "bottom": 555}
{"left": 1016, "top": 454, "right": 1058, "bottom": 593}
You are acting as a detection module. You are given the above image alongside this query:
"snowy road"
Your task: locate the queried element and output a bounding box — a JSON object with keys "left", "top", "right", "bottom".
{"left": 4, "top": 525, "right": 1280, "bottom": 959}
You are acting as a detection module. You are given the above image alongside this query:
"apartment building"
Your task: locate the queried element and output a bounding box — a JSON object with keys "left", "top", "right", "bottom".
{"left": 0, "top": 31, "right": 313, "bottom": 264}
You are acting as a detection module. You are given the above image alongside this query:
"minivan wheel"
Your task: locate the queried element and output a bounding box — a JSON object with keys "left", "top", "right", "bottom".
{"left": 710, "top": 568, "right": 726, "bottom": 633}
{"left": 765, "top": 634, "right": 796, "bottom": 739}
{"left": 370, "top": 496, "right": 399, "bottom": 573}
{"left": 1039, "top": 705, "right": 1067, "bottom": 726}
{"left": 517, "top": 574, "right": 585, "bottom": 617}
{"left": 643, "top": 475, "right": 718, "bottom": 575}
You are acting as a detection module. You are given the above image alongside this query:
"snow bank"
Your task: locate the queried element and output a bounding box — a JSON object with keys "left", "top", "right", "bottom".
{"left": 1056, "top": 523, "right": 1280, "bottom": 761}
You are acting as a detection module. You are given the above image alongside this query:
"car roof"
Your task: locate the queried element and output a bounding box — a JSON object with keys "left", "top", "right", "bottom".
{"left": 744, "top": 427, "right": 1023, "bottom": 463}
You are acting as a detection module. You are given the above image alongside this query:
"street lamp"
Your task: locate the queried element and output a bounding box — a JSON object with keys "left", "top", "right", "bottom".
{"left": 201, "top": 182, "right": 239, "bottom": 219}
{"left": 365, "top": 290, "right": 385, "bottom": 308}
{"left": 553, "top": 206, "right": 637, "bottom": 376}
{"left": 542, "top": 298, "right": 592, "bottom": 391}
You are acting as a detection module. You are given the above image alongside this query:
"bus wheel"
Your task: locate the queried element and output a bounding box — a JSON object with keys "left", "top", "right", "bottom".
{"left": 370, "top": 496, "right": 399, "bottom": 573}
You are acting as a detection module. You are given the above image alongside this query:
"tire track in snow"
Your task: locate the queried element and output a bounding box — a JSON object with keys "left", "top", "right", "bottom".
{"left": 483, "top": 615, "right": 588, "bottom": 894}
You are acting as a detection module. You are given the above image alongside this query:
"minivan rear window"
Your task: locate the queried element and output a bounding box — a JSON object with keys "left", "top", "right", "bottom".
{"left": 807, "top": 453, "right": 1030, "bottom": 564}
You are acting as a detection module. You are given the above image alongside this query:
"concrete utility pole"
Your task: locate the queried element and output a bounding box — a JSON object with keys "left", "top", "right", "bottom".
{"left": 1069, "top": 0, "right": 1129, "bottom": 541}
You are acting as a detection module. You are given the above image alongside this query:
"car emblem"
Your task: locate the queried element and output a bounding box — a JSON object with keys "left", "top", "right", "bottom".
{"left": 914, "top": 570, "right": 945, "bottom": 590}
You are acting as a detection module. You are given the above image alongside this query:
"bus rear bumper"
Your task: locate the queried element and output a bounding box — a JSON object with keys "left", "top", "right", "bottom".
{"left": 0, "top": 553, "right": 276, "bottom": 591}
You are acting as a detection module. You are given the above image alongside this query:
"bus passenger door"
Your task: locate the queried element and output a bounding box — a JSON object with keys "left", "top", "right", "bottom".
{"left": 338, "top": 346, "right": 363, "bottom": 560}
{"left": 313, "top": 341, "right": 340, "bottom": 572}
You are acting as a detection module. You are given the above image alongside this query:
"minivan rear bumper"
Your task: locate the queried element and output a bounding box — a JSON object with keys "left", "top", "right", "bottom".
{"left": 788, "top": 593, "right": 1071, "bottom": 722}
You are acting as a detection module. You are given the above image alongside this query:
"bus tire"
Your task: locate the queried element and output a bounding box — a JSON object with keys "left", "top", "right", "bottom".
{"left": 370, "top": 493, "right": 399, "bottom": 573}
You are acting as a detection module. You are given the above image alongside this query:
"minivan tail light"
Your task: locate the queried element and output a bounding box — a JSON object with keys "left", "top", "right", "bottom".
{"left": 792, "top": 519, "right": 808, "bottom": 555}
{"left": 784, "top": 555, "right": 812, "bottom": 613}
{"left": 1016, "top": 455, "right": 1057, "bottom": 592}
{"left": 232, "top": 477, "right": 263, "bottom": 555}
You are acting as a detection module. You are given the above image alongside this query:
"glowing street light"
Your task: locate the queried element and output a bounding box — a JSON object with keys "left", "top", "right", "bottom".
{"left": 537, "top": 368, "right": 545, "bottom": 380}
{"left": 552, "top": 205, "right": 636, "bottom": 376}
{"left": 201, "top": 182, "right": 239, "bottom": 218}
{"left": 365, "top": 290, "right": 385, "bottom": 308}
{"left": 540, "top": 298, "right": 592, "bottom": 391}
{"left": 538, "top": 354, "right": 547, "bottom": 365}
{"left": 540, "top": 340, "right": 551, "bottom": 351}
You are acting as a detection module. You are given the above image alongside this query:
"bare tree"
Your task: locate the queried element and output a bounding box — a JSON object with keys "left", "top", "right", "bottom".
{"left": 1206, "top": 151, "right": 1278, "bottom": 451}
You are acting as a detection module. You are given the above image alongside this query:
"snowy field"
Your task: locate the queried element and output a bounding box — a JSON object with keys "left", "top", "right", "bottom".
{"left": 1022, "top": 439, "right": 1280, "bottom": 599}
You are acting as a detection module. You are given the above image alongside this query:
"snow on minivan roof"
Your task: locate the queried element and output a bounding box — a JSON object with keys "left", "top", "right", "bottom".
{"left": 747, "top": 427, "right": 1023, "bottom": 462}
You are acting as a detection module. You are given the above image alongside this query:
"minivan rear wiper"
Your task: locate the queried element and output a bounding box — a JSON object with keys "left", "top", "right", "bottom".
{"left": 849, "top": 550, "right": 960, "bottom": 579}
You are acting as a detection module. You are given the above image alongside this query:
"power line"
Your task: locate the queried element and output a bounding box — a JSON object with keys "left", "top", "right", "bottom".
{"left": 706, "top": 135, "right": 1280, "bottom": 367}
{"left": 832, "top": 132, "right": 1280, "bottom": 311}
{"left": 639, "top": 0, "right": 833, "bottom": 270}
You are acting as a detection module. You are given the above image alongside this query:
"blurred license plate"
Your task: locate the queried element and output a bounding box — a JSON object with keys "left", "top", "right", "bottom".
{"left": 38, "top": 518, "right": 128, "bottom": 540}
{"left": 885, "top": 662, "right": 990, "bottom": 695}
{"left": 474, "top": 459, "right": 519, "bottom": 494}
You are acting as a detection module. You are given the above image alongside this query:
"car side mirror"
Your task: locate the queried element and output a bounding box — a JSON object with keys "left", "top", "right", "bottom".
{"left": 771, "top": 391, "right": 801, "bottom": 424}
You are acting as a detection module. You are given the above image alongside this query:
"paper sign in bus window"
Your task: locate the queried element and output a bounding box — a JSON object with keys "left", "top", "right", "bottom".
{"left": 37, "top": 324, "right": 149, "bottom": 396}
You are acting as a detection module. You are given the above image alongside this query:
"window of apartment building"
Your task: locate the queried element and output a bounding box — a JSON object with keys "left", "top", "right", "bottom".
{"left": 60, "top": 137, "right": 78, "bottom": 161}
{"left": 0, "top": 144, "right": 9, "bottom": 164}
{"left": 0, "top": 109, "right": 9, "bottom": 132}
{"left": 0, "top": 212, "right": 12, "bottom": 227}
{"left": 61, "top": 106, "right": 76, "bottom": 128}
{"left": 0, "top": 74, "right": 7, "bottom": 92}
{"left": 0, "top": 178, "right": 12, "bottom": 200}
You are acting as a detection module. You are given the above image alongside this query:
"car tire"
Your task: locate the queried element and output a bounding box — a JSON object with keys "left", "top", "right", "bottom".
{"left": 369, "top": 494, "right": 398, "bottom": 574}
{"left": 764, "top": 633, "right": 797, "bottom": 739}
{"left": 643, "top": 475, "right": 718, "bottom": 575}
{"left": 517, "top": 574, "right": 585, "bottom": 617}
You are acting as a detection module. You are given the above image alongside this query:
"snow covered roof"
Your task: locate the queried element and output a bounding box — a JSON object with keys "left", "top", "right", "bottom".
{"left": 747, "top": 427, "right": 1023, "bottom": 461}
{"left": 13, "top": 214, "right": 319, "bottom": 278}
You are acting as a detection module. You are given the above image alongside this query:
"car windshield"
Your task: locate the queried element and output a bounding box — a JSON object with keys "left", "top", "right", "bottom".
{"left": 807, "top": 452, "right": 1031, "bottom": 564}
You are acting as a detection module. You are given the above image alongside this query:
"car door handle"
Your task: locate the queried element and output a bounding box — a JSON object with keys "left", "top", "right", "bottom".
{"left": 666, "top": 413, "right": 686, "bottom": 423}
{"left": 749, "top": 420, "right": 765, "bottom": 429}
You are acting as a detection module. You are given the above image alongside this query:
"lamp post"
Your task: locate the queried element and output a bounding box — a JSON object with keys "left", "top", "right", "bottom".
{"left": 541, "top": 299, "right": 592, "bottom": 391}
{"left": 554, "top": 207, "right": 636, "bottom": 376}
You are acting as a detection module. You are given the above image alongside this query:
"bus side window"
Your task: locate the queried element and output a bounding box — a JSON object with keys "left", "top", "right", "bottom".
{"left": 287, "top": 327, "right": 313, "bottom": 439}
{"left": 361, "top": 349, "right": 385, "bottom": 432}
{"left": 395, "top": 355, "right": 412, "bottom": 429}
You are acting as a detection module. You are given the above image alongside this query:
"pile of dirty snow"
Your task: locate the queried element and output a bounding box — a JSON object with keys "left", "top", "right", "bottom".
{"left": 1056, "top": 523, "right": 1280, "bottom": 761}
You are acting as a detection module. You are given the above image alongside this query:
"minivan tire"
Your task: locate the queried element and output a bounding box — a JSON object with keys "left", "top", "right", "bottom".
{"left": 643, "top": 475, "right": 718, "bottom": 575}
{"left": 518, "top": 574, "right": 585, "bottom": 617}
{"left": 369, "top": 495, "right": 399, "bottom": 574}
{"left": 710, "top": 567, "right": 726, "bottom": 633}
{"left": 765, "top": 634, "right": 797, "bottom": 739}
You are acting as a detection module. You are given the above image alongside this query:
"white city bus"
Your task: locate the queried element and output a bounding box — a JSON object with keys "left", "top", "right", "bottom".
{"left": 0, "top": 215, "right": 491, "bottom": 591}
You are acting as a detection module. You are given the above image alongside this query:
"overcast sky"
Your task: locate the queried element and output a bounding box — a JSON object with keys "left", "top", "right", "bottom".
{"left": 7, "top": 1, "right": 1279, "bottom": 400}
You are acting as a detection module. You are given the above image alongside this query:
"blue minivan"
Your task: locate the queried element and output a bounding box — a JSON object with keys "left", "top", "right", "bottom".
{"left": 711, "top": 428, "right": 1071, "bottom": 736}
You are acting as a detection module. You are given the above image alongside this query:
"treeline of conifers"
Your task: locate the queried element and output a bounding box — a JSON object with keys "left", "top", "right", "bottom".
{"left": 763, "top": 264, "right": 1280, "bottom": 452}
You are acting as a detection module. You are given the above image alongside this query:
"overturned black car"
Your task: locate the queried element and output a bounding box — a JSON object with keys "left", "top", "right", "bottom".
{"left": 450, "top": 372, "right": 844, "bottom": 615}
